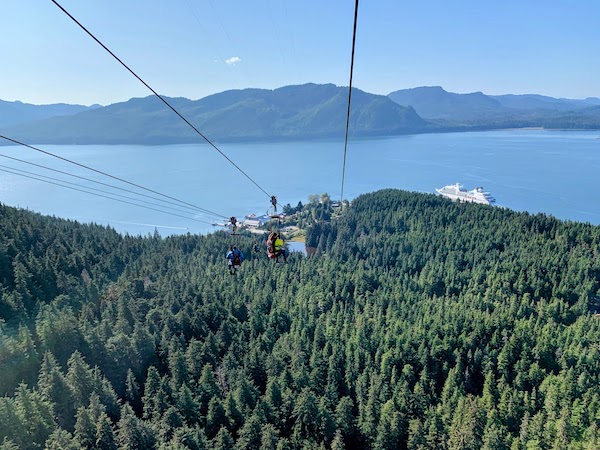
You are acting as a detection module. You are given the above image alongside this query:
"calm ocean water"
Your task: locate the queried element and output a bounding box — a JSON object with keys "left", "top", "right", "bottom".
{"left": 0, "top": 129, "right": 599, "bottom": 236}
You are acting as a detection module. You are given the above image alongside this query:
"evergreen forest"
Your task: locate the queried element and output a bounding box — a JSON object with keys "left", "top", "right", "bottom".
{"left": 0, "top": 189, "right": 599, "bottom": 449}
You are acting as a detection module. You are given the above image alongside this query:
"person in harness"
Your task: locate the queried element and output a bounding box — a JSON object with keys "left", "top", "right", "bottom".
{"left": 267, "top": 232, "right": 287, "bottom": 263}
{"left": 274, "top": 234, "right": 288, "bottom": 263}
{"left": 266, "top": 232, "right": 277, "bottom": 259}
{"left": 226, "top": 245, "right": 244, "bottom": 275}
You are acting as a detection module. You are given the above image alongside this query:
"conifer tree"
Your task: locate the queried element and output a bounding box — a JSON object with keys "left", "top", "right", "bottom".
{"left": 259, "top": 424, "right": 279, "bottom": 450}
{"left": 74, "top": 406, "right": 95, "bottom": 450}
{"left": 95, "top": 412, "right": 117, "bottom": 450}
{"left": 205, "top": 398, "right": 226, "bottom": 439}
{"left": 124, "top": 369, "right": 142, "bottom": 414}
{"left": 212, "top": 427, "right": 234, "bottom": 450}
{"left": 43, "top": 429, "right": 79, "bottom": 450}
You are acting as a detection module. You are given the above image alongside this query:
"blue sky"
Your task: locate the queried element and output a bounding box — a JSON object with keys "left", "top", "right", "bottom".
{"left": 2, "top": 0, "right": 600, "bottom": 105}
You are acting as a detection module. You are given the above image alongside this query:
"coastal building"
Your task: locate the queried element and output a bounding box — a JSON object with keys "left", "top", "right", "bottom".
{"left": 243, "top": 214, "right": 271, "bottom": 228}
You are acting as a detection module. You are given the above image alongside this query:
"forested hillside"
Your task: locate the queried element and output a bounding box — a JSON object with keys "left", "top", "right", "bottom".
{"left": 0, "top": 190, "right": 599, "bottom": 449}
{"left": 388, "top": 86, "right": 600, "bottom": 129}
{"left": 0, "top": 100, "right": 94, "bottom": 129}
{"left": 1, "top": 84, "right": 429, "bottom": 145}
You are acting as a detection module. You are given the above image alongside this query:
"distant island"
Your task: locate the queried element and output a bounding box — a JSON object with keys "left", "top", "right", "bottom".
{"left": 1, "top": 83, "right": 600, "bottom": 145}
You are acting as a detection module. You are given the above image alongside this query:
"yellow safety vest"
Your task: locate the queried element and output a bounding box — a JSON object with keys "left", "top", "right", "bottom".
{"left": 274, "top": 238, "right": 284, "bottom": 251}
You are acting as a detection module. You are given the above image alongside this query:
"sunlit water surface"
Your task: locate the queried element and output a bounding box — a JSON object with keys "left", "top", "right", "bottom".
{"left": 1, "top": 129, "right": 598, "bottom": 236}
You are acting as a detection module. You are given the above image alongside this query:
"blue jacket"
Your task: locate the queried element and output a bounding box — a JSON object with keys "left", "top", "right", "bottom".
{"left": 226, "top": 249, "right": 244, "bottom": 262}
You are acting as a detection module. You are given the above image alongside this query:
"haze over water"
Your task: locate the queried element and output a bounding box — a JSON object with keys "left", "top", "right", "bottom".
{"left": 0, "top": 129, "right": 598, "bottom": 236}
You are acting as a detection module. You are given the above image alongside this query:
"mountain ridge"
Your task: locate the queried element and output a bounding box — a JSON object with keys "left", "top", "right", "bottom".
{"left": 1, "top": 84, "right": 430, "bottom": 145}
{"left": 0, "top": 99, "right": 97, "bottom": 128}
{"left": 2, "top": 83, "right": 600, "bottom": 146}
{"left": 387, "top": 86, "right": 600, "bottom": 127}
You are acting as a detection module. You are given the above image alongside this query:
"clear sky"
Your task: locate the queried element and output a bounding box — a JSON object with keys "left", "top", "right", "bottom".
{"left": 2, "top": 0, "right": 600, "bottom": 105}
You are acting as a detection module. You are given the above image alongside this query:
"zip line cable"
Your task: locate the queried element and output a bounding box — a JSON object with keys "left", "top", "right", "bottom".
{"left": 0, "top": 163, "right": 204, "bottom": 217}
{"left": 0, "top": 151, "right": 222, "bottom": 219}
{"left": 0, "top": 167, "right": 214, "bottom": 225}
{"left": 282, "top": 1, "right": 301, "bottom": 82}
{"left": 265, "top": 0, "right": 292, "bottom": 86}
{"left": 0, "top": 134, "right": 227, "bottom": 220}
{"left": 49, "top": 0, "right": 273, "bottom": 203}
{"left": 182, "top": 0, "right": 252, "bottom": 90}
{"left": 207, "top": 0, "right": 237, "bottom": 53}
{"left": 340, "top": 0, "right": 359, "bottom": 207}
{"left": 201, "top": 0, "right": 257, "bottom": 88}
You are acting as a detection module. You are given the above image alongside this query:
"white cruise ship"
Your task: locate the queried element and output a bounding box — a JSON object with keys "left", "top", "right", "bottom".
{"left": 435, "top": 183, "right": 496, "bottom": 205}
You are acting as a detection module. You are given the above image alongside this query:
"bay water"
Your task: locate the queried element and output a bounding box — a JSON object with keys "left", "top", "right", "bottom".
{"left": 0, "top": 129, "right": 599, "bottom": 237}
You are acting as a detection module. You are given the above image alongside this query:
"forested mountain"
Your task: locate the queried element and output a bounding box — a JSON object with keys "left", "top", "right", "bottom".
{"left": 0, "top": 190, "right": 599, "bottom": 449}
{"left": 489, "top": 94, "right": 600, "bottom": 111}
{"left": 0, "top": 99, "right": 96, "bottom": 128}
{"left": 1, "top": 84, "right": 430, "bottom": 145}
{"left": 388, "top": 86, "right": 600, "bottom": 129}
{"left": 387, "top": 86, "right": 509, "bottom": 121}
{"left": 5, "top": 84, "right": 600, "bottom": 147}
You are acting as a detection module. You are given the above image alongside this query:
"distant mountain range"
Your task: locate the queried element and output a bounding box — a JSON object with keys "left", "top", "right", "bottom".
{"left": 1, "top": 83, "right": 599, "bottom": 145}
{"left": 0, "top": 99, "right": 99, "bottom": 128}
{"left": 0, "top": 84, "right": 429, "bottom": 145}
{"left": 388, "top": 86, "right": 600, "bottom": 128}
